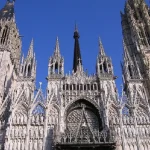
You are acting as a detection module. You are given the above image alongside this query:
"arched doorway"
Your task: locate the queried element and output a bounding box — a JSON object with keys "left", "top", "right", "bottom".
{"left": 66, "top": 99, "right": 102, "bottom": 143}
{"left": 55, "top": 99, "right": 116, "bottom": 150}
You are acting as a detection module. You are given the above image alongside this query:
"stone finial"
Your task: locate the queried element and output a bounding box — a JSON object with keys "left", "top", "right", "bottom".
{"left": 27, "top": 39, "right": 34, "bottom": 58}
{"left": 39, "top": 82, "right": 42, "bottom": 89}
{"left": 99, "top": 37, "right": 106, "bottom": 56}
{"left": 54, "top": 36, "right": 60, "bottom": 57}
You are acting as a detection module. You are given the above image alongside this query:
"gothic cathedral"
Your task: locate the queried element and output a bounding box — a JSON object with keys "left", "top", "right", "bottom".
{"left": 0, "top": 0, "right": 150, "bottom": 150}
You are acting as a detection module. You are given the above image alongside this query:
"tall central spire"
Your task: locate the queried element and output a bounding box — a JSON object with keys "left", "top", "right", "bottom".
{"left": 73, "top": 24, "right": 82, "bottom": 73}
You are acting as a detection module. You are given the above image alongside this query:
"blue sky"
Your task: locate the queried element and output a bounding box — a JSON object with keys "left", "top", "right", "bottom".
{"left": 1, "top": 0, "right": 149, "bottom": 95}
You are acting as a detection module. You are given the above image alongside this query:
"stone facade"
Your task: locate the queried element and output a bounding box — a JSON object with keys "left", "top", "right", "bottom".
{"left": 0, "top": 0, "right": 150, "bottom": 150}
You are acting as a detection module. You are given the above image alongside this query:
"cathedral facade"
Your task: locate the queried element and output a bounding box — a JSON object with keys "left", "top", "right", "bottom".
{"left": 0, "top": 0, "right": 150, "bottom": 150}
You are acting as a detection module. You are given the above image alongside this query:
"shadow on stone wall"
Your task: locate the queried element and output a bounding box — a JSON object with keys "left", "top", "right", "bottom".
{"left": 45, "top": 128, "right": 54, "bottom": 150}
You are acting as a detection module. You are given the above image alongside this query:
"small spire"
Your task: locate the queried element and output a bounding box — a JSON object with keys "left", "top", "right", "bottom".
{"left": 76, "top": 58, "right": 83, "bottom": 73}
{"left": 54, "top": 36, "right": 60, "bottom": 57}
{"left": 39, "top": 82, "right": 42, "bottom": 89}
{"left": 75, "top": 22, "right": 78, "bottom": 32}
{"left": 73, "top": 25, "right": 82, "bottom": 72}
{"left": 21, "top": 53, "right": 24, "bottom": 64}
{"left": 99, "top": 37, "right": 106, "bottom": 56}
{"left": 74, "top": 22, "right": 79, "bottom": 38}
{"left": 27, "top": 39, "right": 34, "bottom": 58}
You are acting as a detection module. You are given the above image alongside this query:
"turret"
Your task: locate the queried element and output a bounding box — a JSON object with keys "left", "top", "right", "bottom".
{"left": 19, "top": 39, "right": 36, "bottom": 79}
{"left": 96, "top": 38, "right": 114, "bottom": 77}
{"left": 48, "top": 37, "right": 64, "bottom": 77}
{"left": 0, "top": 0, "right": 22, "bottom": 72}
{"left": 121, "top": 0, "right": 150, "bottom": 99}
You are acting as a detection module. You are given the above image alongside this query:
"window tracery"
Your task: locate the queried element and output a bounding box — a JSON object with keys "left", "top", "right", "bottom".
{"left": 66, "top": 100, "right": 102, "bottom": 143}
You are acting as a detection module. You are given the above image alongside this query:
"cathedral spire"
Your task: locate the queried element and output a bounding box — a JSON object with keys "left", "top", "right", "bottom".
{"left": 99, "top": 37, "right": 106, "bottom": 56}
{"left": 48, "top": 37, "right": 64, "bottom": 76}
{"left": 54, "top": 36, "right": 60, "bottom": 57}
{"left": 73, "top": 24, "right": 82, "bottom": 73}
{"left": 27, "top": 39, "right": 34, "bottom": 58}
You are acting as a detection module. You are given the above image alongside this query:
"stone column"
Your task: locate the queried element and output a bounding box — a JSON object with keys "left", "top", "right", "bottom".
{"left": 118, "top": 107, "right": 125, "bottom": 150}
{"left": 43, "top": 108, "right": 48, "bottom": 150}
{"left": 25, "top": 110, "right": 31, "bottom": 150}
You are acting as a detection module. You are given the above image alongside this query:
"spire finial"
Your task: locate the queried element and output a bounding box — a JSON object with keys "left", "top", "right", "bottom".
{"left": 39, "top": 82, "right": 42, "bottom": 89}
{"left": 27, "top": 38, "right": 34, "bottom": 58}
{"left": 99, "top": 37, "right": 106, "bottom": 56}
{"left": 54, "top": 36, "right": 60, "bottom": 57}
{"left": 75, "top": 21, "right": 78, "bottom": 32}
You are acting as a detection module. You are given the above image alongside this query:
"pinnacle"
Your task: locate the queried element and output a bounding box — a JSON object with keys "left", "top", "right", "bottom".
{"left": 75, "top": 22, "right": 78, "bottom": 32}
{"left": 27, "top": 39, "right": 34, "bottom": 58}
{"left": 54, "top": 36, "right": 60, "bottom": 57}
{"left": 98, "top": 37, "right": 106, "bottom": 56}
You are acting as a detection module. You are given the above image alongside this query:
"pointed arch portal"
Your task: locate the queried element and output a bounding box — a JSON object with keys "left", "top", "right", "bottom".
{"left": 55, "top": 99, "right": 115, "bottom": 150}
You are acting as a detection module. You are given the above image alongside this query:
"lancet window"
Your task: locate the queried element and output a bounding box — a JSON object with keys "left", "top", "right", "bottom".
{"left": 27, "top": 65, "right": 31, "bottom": 77}
{"left": 1, "top": 26, "right": 9, "bottom": 44}
{"left": 55, "top": 63, "right": 58, "bottom": 74}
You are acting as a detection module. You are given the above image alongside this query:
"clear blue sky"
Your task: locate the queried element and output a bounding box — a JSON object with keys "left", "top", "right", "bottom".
{"left": 1, "top": 0, "right": 149, "bottom": 95}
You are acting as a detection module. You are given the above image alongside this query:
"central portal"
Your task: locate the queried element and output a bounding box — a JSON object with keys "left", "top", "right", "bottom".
{"left": 66, "top": 100, "right": 101, "bottom": 143}
{"left": 54, "top": 99, "right": 115, "bottom": 150}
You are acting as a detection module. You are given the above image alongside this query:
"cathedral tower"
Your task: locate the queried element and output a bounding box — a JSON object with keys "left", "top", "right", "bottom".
{"left": 0, "top": 1, "right": 21, "bottom": 71}
{"left": 121, "top": 0, "right": 150, "bottom": 115}
{"left": 4, "top": 39, "right": 37, "bottom": 150}
{"left": 0, "top": 1, "right": 21, "bottom": 103}
{"left": 47, "top": 36, "right": 64, "bottom": 102}
{"left": 121, "top": 0, "right": 150, "bottom": 149}
{"left": 121, "top": 0, "right": 150, "bottom": 101}
{"left": 96, "top": 38, "right": 114, "bottom": 76}
{"left": 96, "top": 38, "right": 119, "bottom": 130}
